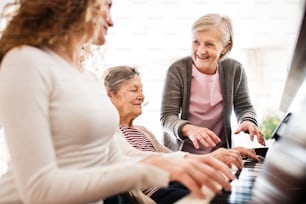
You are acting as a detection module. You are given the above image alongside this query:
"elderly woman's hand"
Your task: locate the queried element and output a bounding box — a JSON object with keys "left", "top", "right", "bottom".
{"left": 234, "top": 121, "right": 266, "bottom": 146}
{"left": 182, "top": 124, "right": 221, "bottom": 149}
{"left": 141, "top": 154, "right": 234, "bottom": 199}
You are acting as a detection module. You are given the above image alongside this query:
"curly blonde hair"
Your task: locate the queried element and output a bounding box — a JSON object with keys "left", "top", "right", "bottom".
{"left": 0, "top": 0, "right": 103, "bottom": 63}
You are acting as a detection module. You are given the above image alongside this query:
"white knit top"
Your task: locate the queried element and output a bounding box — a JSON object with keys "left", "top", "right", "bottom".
{"left": 0, "top": 46, "right": 169, "bottom": 204}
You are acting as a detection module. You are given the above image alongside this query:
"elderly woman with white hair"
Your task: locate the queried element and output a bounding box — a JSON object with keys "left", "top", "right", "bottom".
{"left": 160, "top": 13, "right": 266, "bottom": 156}
{"left": 103, "top": 65, "right": 252, "bottom": 204}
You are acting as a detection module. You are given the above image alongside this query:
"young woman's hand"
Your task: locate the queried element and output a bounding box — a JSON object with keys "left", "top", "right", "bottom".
{"left": 141, "top": 154, "right": 235, "bottom": 199}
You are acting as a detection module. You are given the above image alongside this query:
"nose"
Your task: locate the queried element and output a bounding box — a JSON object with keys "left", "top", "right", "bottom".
{"left": 197, "top": 43, "right": 207, "bottom": 55}
{"left": 104, "top": 7, "right": 114, "bottom": 27}
{"left": 107, "top": 15, "right": 114, "bottom": 27}
{"left": 137, "top": 92, "right": 145, "bottom": 102}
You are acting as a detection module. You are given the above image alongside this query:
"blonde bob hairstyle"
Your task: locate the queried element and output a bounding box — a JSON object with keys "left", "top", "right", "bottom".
{"left": 192, "top": 13, "right": 233, "bottom": 61}
{"left": 0, "top": 0, "right": 104, "bottom": 63}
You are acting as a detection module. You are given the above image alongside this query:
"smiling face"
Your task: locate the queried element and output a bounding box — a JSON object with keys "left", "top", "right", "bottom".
{"left": 95, "top": 0, "right": 113, "bottom": 45}
{"left": 108, "top": 76, "right": 145, "bottom": 126}
{"left": 191, "top": 26, "right": 228, "bottom": 74}
{"left": 87, "top": 0, "right": 113, "bottom": 45}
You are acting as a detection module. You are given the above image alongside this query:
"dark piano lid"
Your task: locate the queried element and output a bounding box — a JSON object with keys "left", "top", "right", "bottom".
{"left": 279, "top": 3, "right": 306, "bottom": 113}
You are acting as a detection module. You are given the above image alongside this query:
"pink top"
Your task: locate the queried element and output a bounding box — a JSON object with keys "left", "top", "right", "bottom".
{"left": 182, "top": 66, "right": 224, "bottom": 154}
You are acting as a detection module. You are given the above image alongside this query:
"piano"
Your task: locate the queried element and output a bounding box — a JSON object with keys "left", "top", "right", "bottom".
{"left": 210, "top": 151, "right": 266, "bottom": 204}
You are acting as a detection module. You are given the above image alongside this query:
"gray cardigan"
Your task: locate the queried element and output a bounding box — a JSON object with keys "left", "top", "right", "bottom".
{"left": 160, "top": 56, "right": 258, "bottom": 151}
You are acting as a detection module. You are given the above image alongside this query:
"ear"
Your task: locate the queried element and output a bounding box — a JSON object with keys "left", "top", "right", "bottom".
{"left": 222, "top": 41, "right": 232, "bottom": 53}
{"left": 107, "top": 92, "right": 112, "bottom": 98}
{"left": 106, "top": 87, "right": 113, "bottom": 98}
{"left": 107, "top": 92, "right": 117, "bottom": 105}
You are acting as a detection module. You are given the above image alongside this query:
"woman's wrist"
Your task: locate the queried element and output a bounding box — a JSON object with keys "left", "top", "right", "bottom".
{"left": 181, "top": 124, "right": 192, "bottom": 138}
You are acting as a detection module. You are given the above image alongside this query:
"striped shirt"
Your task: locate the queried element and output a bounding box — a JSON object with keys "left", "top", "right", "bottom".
{"left": 119, "top": 125, "right": 159, "bottom": 197}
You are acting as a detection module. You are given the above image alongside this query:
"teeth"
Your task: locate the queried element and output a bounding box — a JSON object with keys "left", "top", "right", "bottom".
{"left": 197, "top": 55, "right": 208, "bottom": 59}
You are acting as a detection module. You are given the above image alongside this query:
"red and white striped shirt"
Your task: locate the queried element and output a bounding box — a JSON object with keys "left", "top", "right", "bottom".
{"left": 119, "top": 125, "right": 159, "bottom": 197}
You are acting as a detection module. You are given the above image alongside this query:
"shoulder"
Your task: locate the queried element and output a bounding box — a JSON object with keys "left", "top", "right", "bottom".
{"left": 169, "top": 56, "right": 192, "bottom": 70}
{"left": 135, "top": 125, "right": 152, "bottom": 136}
{"left": 1, "top": 45, "right": 55, "bottom": 74}
{"left": 3, "top": 45, "right": 49, "bottom": 63}
{"left": 0, "top": 46, "right": 55, "bottom": 78}
{"left": 135, "top": 126, "right": 157, "bottom": 140}
{"left": 220, "top": 58, "right": 243, "bottom": 69}
{"left": 219, "top": 58, "right": 245, "bottom": 75}
{"left": 167, "top": 56, "right": 192, "bottom": 77}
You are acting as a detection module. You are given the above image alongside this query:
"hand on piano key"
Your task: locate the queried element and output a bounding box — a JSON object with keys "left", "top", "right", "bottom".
{"left": 175, "top": 180, "right": 223, "bottom": 204}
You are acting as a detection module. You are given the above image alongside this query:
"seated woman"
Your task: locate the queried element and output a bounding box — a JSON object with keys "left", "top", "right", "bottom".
{"left": 103, "top": 65, "right": 258, "bottom": 203}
